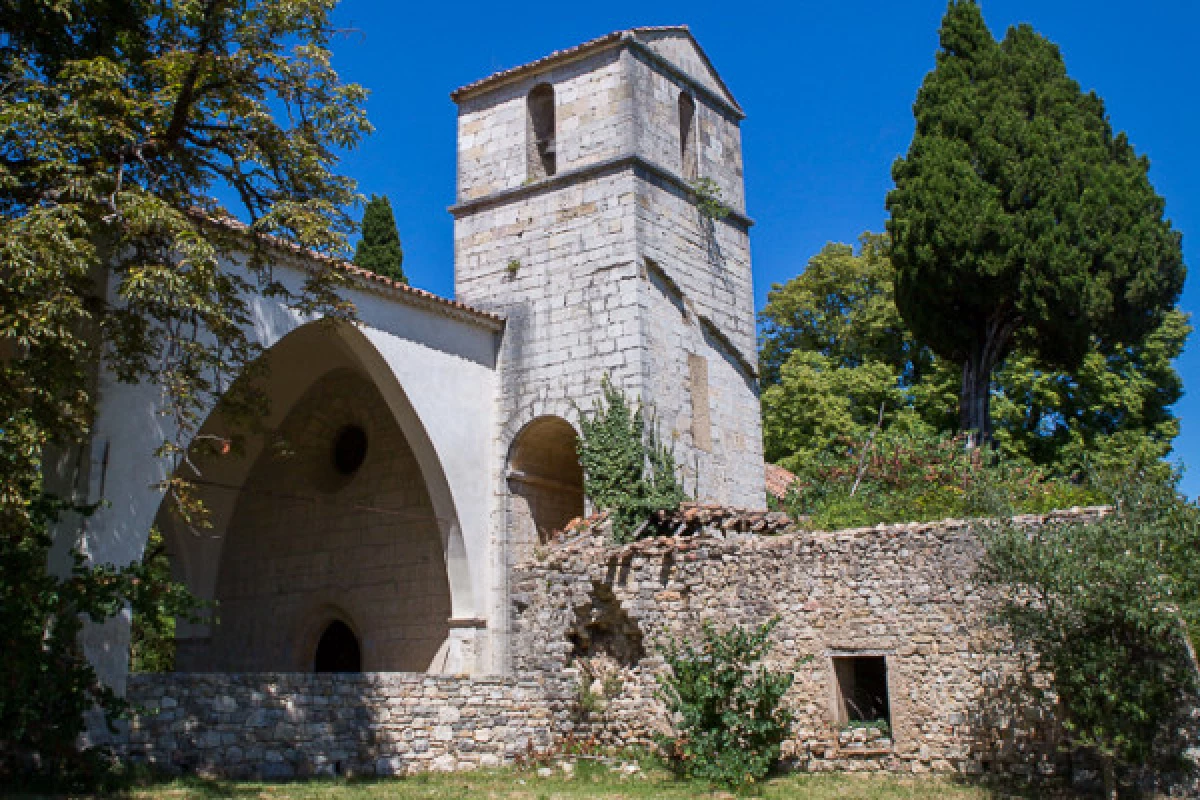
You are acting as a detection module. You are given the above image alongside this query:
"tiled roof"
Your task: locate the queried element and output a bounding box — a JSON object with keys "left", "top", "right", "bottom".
{"left": 202, "top": 215, "right": 504, "bottom": 329}
{"left": 765, "top": 463, "right": 798, "bottom": 501}
{"left": 451, "top": 25, "right": 741, "bottom": 113}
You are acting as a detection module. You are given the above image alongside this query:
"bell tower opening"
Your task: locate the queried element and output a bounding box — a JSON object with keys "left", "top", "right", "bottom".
{"left": 527, "top": 83, "right": 557, "bottom": 179}
{"left": 314, "top": 619, "right": 361, "bottom": 673}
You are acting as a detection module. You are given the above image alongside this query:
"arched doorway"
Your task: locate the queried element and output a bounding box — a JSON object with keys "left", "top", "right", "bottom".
{"left": 507, "top": 416, "right": 585, "bottom": 546}
{"left": 314, "top": 620, "right": 361, "bottom": 673}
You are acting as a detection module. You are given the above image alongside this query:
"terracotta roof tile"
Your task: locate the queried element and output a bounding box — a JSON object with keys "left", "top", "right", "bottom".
{"left": 202, "top": 215, "right": 504, "bottom": 329}
{"left": 451, "top": 26, "right": 691, "bottom": 101}
{"left": 765, "top": 463, "right": 798, "bottom": 501}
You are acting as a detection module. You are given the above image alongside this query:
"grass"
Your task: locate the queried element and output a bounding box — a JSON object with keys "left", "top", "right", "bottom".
{"left": 22, "top": 766, "right": 1071, "bottom": 799}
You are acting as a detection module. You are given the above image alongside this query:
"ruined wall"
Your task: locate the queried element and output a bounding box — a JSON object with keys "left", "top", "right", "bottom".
{"left": 117, "top": 507, "right": 1200, "bottom": 788}
{"left": 509, "top": 510, "right": 1111, "bottom": 777}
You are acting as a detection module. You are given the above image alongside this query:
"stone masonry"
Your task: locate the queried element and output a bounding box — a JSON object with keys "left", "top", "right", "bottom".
{"left": 450, "top": 29, "right": 766, "bottom": 665}
{"left": 119, "top": 673, "right": 554, "bottom": 779}
{"left": 116, "top": 507, "right": 1200, "bottom": 792}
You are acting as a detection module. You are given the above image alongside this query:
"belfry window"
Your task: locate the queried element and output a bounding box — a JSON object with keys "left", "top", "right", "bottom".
{"left": 527, "top": 83, "right": 557, "bottom": 179}
{"left": 678, "top": 91, "right": 697, "bottom": 180}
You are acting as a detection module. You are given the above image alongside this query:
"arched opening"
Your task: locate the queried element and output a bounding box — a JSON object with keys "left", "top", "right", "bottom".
{"left": 507, "top": 416, "right": 584, "bottom": 547}
{"left": 678, "top": 91, "right": 697, "bottom": 180}
{"left": 165, "top": 365, "right": 452, "bottom": 673}
{"left": 314, "top": 620, "right": 361, "bottom": 673}
{"left": 527, "top": 83, "right": 557, "bottom": 180}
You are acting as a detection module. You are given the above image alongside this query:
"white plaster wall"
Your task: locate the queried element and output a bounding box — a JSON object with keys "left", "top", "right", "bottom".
{"left": 68, "top": 254, "right": 500, "bottom": 691}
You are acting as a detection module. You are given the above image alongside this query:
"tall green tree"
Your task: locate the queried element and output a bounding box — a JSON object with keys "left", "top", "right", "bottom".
{"left": 886, "top": 1, "right": 1185, "bottom": 441}
{"left": 1, "top": 0, "right": 368, "bottom": 780}
{"left": 758, "top": 233, "right": 1187, "bottom": 475}
{"left": 353, "top": 193, "right": 405, "bottom": 282}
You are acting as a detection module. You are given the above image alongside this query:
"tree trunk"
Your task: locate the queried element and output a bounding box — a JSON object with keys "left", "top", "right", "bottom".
{"left": 958, "top": 312, "right": 1018, "bottom": 447}
{"left": 1100, "top": 752, "right": 1118, "bottom": 800}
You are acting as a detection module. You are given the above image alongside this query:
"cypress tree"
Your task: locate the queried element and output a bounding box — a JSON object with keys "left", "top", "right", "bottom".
{"left": 886, "top": 1, "right": 1184, "bottom": 443}
{"left": 354, "top": 194, "right": 406, "bottom": 282}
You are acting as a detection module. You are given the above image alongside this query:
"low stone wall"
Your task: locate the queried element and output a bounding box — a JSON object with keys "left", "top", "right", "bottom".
{"left": 114, "top": 507, "right": 1197, "bottom": 791}
{"left": 118, "top": 673, "right": 556, "bottom": 778}
{"left": 510, "top": 509, "right": 1109, "bottom": 777}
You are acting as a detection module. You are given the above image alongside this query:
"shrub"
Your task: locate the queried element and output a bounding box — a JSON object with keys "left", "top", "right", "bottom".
{"left": 656, "top": 618, "right": 796, "bottom": 788}
{"left": 979, "top": 465, "right": 1200, "bottom": 797}
{"left": 576, "top": 376, "right": 687, "bottom": 542}
{"left": 780, "top": 428, "right": 1100, "bottom": 530}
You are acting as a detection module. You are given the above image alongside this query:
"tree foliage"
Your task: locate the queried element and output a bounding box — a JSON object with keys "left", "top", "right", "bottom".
{"left": 886, "top": 0, "right": 1185, "bottom": 440}
{"left": 656, "top": 618, "right": 796, "bottom": 788}
{"left": 353, "top": 193, "right": 405, "bottom": 282}
{"left": 576, "top": 376, "right": 686, "bottom": 543}
{"left": 759, "top": 233, "right": 1187, "bottom": 481}
{"left": 980, "top": 468, "right": 1200, "bottom": 797}
{"left": 1, "top": 0, "right": 368, "bottom": 780}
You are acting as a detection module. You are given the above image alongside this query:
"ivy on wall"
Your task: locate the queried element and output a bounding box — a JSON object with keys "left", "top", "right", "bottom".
{"left": 576, "top": 376, "right": 686, "bottom": 543}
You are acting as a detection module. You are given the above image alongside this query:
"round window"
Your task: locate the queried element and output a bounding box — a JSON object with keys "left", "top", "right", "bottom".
{"left": 331, "top": 424, "right": 368, "bottom": 476}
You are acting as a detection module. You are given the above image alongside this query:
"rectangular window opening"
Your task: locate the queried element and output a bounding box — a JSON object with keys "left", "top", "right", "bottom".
{"left": 833, "top": 655, "right": 890, "bottom": 727}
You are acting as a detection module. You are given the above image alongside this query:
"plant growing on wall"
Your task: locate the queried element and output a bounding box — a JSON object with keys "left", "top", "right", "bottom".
{"left": 576, "top": 376, "right": 686, "bottom": 543}
{"left": 656, "top": 617, "right": 797, "bottom": 788}
{"left": 690, "top": 177, "right": 730, "bottom": 221}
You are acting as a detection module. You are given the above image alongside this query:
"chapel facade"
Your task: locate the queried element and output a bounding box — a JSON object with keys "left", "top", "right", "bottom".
{"left": 67, "top": 27, "right": 764, "bottom": 691}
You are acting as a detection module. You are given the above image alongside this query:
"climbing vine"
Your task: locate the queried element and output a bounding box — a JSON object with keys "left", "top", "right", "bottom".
{"left": 576, "top": 376, "right": 686, "bottom": 543}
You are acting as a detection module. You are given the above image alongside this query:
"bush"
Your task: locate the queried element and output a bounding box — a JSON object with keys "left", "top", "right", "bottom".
{"left": 656, "top": 618, "right": 796, "bottom": 788}
{"left": 576, "top": 376, "right": 687, "bottom": 543}
{"left": 780, "top": 429, "right": 1100, "bottom": 530}
{"left": 979, "top": 466, "right": 1200, "bottom": 797}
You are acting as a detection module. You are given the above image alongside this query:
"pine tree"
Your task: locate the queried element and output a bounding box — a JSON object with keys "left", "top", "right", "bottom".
{"left": 354, "top": 194, "right": 406, "bottom": 282}
{"left": 886, "top": 1, "right": 1185, "bottom": 443}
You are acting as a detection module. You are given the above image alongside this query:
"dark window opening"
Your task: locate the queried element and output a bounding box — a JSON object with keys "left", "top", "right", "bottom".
{"left": 678, "top": 91, "right": 697, "bottom": 180}
{"left": 833, "top": 655, "right": 890, "bottom": 725}
{"left": 314, "top": 619, "right": 361, "bottom": 672}
{"left": 527, "top": 83, "right": 557, "bottom": 179}
{"left": 332, "top": 425, "right": 368, "bottom": 476}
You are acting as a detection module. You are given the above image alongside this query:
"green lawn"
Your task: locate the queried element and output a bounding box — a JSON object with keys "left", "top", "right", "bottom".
{"left": 70, "top": 766, "right": 1069, "bottom": 800}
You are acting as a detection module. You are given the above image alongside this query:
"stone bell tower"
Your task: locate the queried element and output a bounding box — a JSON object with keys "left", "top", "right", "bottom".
{"left": 450, "top": 27, "right": 765, "bottom": 567}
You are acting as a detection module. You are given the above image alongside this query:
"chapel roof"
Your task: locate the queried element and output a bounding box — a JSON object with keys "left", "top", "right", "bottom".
{"left": 204, "top": 215, "right": 505, "bottom": 330}
{"left": 450, "top": 26, "right": 743, "bottom": 116}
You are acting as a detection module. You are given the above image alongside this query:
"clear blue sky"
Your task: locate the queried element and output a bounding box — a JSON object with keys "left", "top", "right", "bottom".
{"left": 328, "top": 1, "right": 1200, "bottom": 494}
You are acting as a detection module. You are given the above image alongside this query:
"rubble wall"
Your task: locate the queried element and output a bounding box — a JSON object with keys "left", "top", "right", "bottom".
{"left": 510, "top": 507, "right": 1106, "bottom": 777}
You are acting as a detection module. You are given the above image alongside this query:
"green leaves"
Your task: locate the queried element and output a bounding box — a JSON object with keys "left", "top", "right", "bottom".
{"left": 758, "top": 229, "right": 1188, "bottom": 495}
{"left": 1, "top": 0, "right": 369, "bottom": 780}
{"left": 576, "top": 376, "right": 687, "bottom": 543}
{"left": 980, "top": 467, "right": 1200, "bottom": 781}
{"left": 353, "top": 194, "right": 406, "bottom": 283}
{"left": 656, "top": 618, "right": 796, "bottom": 788}
{"left": 886, "top": 1, "right": 1184, "bottom": 437}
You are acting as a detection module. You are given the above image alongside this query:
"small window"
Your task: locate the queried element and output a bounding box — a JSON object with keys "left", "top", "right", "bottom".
{"left": 527, "top": 83, "right": 556, "bottom": 179}
{"left": 833, "top": 655, "right": 891, "bottom": 726}
{"left": 331, "top": 424, "right": 368, "bottom": 476}
{"left": 314, "top": 619, "right": 361, "bottom": 673}
{"left": 678, "top": 92, "right": 697, "bottom": 180}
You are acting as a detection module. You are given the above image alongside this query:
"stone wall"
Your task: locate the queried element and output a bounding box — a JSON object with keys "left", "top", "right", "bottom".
{"left": 509, "top": 509, "right": 1110, "bottom": 777}
{"left": 119, "top": 673, "right": 555, "bottom": 779}
{"left": 116, "top": 507, "right": 1198, "bottom": 790}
